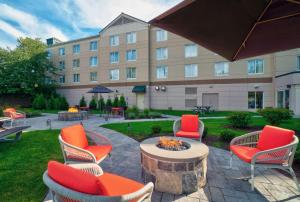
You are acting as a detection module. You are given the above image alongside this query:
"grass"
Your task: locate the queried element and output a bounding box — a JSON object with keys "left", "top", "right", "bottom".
{"left": 0, "top": 130, "right": 63, "bottom": 202}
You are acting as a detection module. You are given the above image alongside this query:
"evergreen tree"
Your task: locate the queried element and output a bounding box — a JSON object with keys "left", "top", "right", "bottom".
{"left": 79, "top": 96, "right": 87, "bottom": 107}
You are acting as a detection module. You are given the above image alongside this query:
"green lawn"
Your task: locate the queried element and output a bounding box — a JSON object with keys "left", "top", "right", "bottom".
{"left": 0, "top": 130, "right": 63, "bottom": 202}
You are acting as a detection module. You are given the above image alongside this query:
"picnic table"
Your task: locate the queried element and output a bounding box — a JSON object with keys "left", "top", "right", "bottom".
{"left": 0, "top": 125, "right": 30, "bottom": 142}
{"left": 192, "top": 106, "right": 213, "bottom": 115}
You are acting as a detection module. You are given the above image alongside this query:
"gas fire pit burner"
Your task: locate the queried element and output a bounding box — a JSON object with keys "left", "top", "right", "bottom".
{"left": 157, "top": 137, "right": 190, "bottom": 151}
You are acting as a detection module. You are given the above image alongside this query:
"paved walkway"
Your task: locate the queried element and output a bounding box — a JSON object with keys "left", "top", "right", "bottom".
{"left": 23, "top": 114, "right": 300, "bottom": 202}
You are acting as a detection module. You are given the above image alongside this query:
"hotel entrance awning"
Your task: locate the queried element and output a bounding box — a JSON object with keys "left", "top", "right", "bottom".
{"left": 132, "top": 85, "right": 146, "bottom": 93}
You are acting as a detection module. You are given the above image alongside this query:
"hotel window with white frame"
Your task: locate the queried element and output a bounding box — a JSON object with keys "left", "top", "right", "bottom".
{"left": 110, "top": 35, "right": 119, "bottom": 46}
{"left": 89, "top": 56, "right": 98, "bottom": 66}
{"left": 156, "top": 65, "right": 168, "bottom": 79}
{"left": 73, "top": 74, "right": 80, "bottom": 83}
{"left": 59, "top": 47, "right": 65, "bottom": 56}
{"left": 297, "top": 56, "right": 300, "bottom": 70}
{"left": 126, "top": 32, "right": 136, "bottom": 44}
{"left": 72, "top": 59, "right": 80, "bottom": 68}
{"left": 185, "top": 44, "right": 197, "bottom": 58}
{"left": 126, "top": 50, "right": 137, "bottom": 61}
{"left": 248, "top": 59, "right": 264, "bottom": 74}
{"left": 58, "top": 61, "right": 65, "bottom": 70}
{"left": 156, "top": 30, "right": 168, "bottom": 42}
{"left": 110, "top": 69, "right": 119, "bottom": 80}
{"left": 156, "top": 48, "right": 168, "bottom": 60}
{"left": 126, "top": 67, "right": 136, "bottom": 79}
{"left": 89, "top": 41, "right": 98, "bottom": 51}
{"left": 90, "top": 72, "right": 97, "bottom": 82}
{"left": 185, "top": 64, "right": 198, "bottom": 77}
{"left": 110, "top": 52, "right": 119, "bottom": 63}
{"left": 248, "top": 91, "right": 263, "bottom": 109}
{"left": 73, "top": 44, "right": 80, "bottom": 54}
{"left": 215, "top": 62, "right": 229, "bottom": 76}
{"left": 59, "top": 75, "right": 65, "bottom": 84}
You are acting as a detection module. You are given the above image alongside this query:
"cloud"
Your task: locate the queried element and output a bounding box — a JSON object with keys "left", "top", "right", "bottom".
{"left": 0, "top": 3, "right": 68, "bottom": 43}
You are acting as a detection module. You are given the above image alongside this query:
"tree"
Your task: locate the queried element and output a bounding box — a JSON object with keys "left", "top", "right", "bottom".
{"left": 113, "top": 96, "right": 119, "bottom": 107}
{"left": 106, "top": 97, "right": 112, "bottom": 108}
{"left": 118, "top": 95, "right": 127, "bottom": 108}
{"left": 89, "top": 98, "right": 97, "bottom": 109}
{"left": 79, "top": 96, "right": 87, "bottom": 107}
{"left": 98, "top": 97, "right": 105, "bottom": 111}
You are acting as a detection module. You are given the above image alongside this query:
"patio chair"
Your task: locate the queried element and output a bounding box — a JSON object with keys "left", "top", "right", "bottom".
{"left": 230, "top": 125, "right": 299, "bottom": 191}
{"left": 43, "top": 161, "right": 154, "bottom": 202}
{"left": 173, "top": 114, "right": 204, "bottom": 142}
{"left": 59, "top": 124, "right": 112, "bottom": 164}
{"left": 3, "top": 108, "right": 26, "bottom": 127}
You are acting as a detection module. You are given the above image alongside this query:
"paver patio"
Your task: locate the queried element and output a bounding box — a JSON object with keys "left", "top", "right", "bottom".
{"left": 25, "top": 115, "right": 300, "bottom": 202}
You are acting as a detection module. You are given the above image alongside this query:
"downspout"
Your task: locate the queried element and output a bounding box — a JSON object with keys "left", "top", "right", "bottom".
{"left": 148, "top": 24, "right": 152, "bottom": 109}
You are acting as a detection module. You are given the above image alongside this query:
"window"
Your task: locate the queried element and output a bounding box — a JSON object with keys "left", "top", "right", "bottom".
{"left": 277, "top": 90, "right": 290, "bottom": 109}
{"left": 90, "top": 41, "right": 98, "bottom": 51}
{"left": 73, "top": 59, "right": 80, "bottom": 68}
{"left": 126, "top": 67, "right": 136, "bottom": 79}
{"left": 277, "top": 91, "right": 284, "bottom": 108}
{"left": 185, "top": 64, "right": 198, "bottom": 77}
{"left": 156, "top": 65, "right": 168, "bottom": 79}
{"left": 185, "top": 99, "right": 197, "bottom": 108}
{"left": 59, "top": 75, "right": 65, "bottom": 84}
{"left": 185, "top": 87, "right": 197, "bottom": 95}
{"left": 59, "top": 48, "right": 65, "bottom": 56}
{"left": 73, "top": 74, "right": 80, "bottom": 83}
{"left": 126, "top": 50, "right": 137, "bottom": 61}
{"left": 156, "top": 48, "right": 168, "bottom": 60}
{"left": 73, "top": 44, "right": 80, "bottom": 54}
{"left": 127, "top": 32, "right": 136, "bottom": 44}
{"left": 215, "top": 62, "right": 229, "bottom": 76}
{"left": 110, "top": 52, "right": 119, "bottom": 63}
{"left": 185, "top": 44, "right": 197, "bottom": 58}
{"left": 58, "top": 61, "right": 65, "bottom": 70}
{"left": 156, "top": 30, "right": 167, "bottom": 42}
{"left": 89, "top": 56, "right": 98, "bottom": 66}
{"left": 248, "top": 91, "right": 263, "bottom": 109}
{"left": 90, "top": 72, "right": 97, "bottom": 82}
{"left": 248, "top": 59, "right": 264, "bottom": 74}
{"left": 110, "top": 35, "right": 119, "bottom": 46}
{"left": 297, "top": 56, "right": 300, "bottom": 70}
{"left": 110, "top": 69, "right": 119, "bottom": 80}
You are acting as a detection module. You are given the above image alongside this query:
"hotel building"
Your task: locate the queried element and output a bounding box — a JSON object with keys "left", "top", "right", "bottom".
{"left": 47, "top": 13, "right": 300, "bottom": 115}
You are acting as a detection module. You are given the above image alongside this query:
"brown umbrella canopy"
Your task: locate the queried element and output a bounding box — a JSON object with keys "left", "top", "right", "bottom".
{"left": 150, "top": 0, "right": 300, "bottom": 61}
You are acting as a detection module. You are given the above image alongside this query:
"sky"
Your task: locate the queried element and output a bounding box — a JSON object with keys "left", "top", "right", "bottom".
{"left": 0, "top": 0, "right": 182, "bottom": 49}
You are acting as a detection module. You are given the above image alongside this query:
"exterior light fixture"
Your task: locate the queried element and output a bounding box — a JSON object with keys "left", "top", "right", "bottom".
{"left": 161, "top": 86, "right": 167, "bottom": 91}
{"left": 155, "top": 86, "right": 160, "bottom": 91}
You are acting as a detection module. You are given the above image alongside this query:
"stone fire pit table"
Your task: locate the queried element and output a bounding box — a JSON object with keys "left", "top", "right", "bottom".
{"left": 140, "top": 137, "right": 209, "bottom": 194}
{"left": 58, "top": 111, "right": 88, "bottom": 121}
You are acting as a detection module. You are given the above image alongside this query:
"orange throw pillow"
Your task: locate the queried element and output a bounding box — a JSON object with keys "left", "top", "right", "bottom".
{"left": 181, "top": 115, "right": 199, "bottom": 132}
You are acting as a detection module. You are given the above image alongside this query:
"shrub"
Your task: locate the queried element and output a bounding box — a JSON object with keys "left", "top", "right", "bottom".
{"left": 143, "top": 109, "right": 150, "bottom": 117}
{"left": 106, "top": 97, "right": 112, "bottom": 108}
{"left": 79, "top": 96, "right": 87, "bottom": 107}
{"left": 59, "top": 96, "right": 69, "bottom": 110}
{"left": 32, "top": 94, "right": 46, "bottom": 109}
{"left": 0, "top": 106, "right": 3, "bottom": 116}
{"left": 98, "top": 97, "right": 105, "bottom": 111}
{"left": 131, "top": 105, "right": 139, "bottom": 115}
{"left": 295, "top": 145, "right": 300, "bottom": 163}
{"left": 24, "top": 111, "right": 42, "bottom": 118}
{"left": 151, "top": 125, "right": 162, "bottom": 134}
{"left": 46, "top": 96, "right": 55, "bottom": 109}
{"left": 53, "top": 97, "right": 61, "bottom": 110}
{"left": 258, "top": 107, "right": 293, "bottom": 125}
{"left": 89, "top": 98, "right": 97, "bottom": 109}
{"left": 227, "top": 112, "right": 251, "bottom": 128}
{"left": 148, "top": 112, "right": 162, "bottom": 118}
{"left": 112, "top": 96, "right": 119, "bottom": 107}
{"left": 202, "top": 128, "right": 208, "bottom": 139}
{"left": 127, "top": 112, "right": 136, "bottom": 119}
{"left": 220, "top": 130, "right": 235, "bottom": 142}
{"left": 138, "top": 112, "right": 146, "bottom": 119}
{"left": 118, "top": 95, "right": 127, "bottom": 108}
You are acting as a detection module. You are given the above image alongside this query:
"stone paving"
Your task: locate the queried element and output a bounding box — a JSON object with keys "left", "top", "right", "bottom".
{"left": 25, "top": 114, "right": 300, "bottom": 202}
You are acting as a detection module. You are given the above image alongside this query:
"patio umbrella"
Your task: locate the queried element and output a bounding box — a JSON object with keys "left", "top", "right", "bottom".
{"left": 150, "top": 0, "right": 300, "bottom": 61}
{"left": 87, "top": 85, "right": 113, "bottom": 110}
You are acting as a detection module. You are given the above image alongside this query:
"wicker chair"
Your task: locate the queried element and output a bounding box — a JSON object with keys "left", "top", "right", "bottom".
{"left": 59, "top": 124, "right": 112, "bottom": 164}
{"left": 173, "top": 115, "right": 204, "bottom": 142}
{"left": 3, "top": 108, "right": 26, "bottom": 127}
{"left": 230, "top": 125, "right": 299, "bottom": 191}
{"left": 43, "top": 162, "right": 154, "bottom": 202}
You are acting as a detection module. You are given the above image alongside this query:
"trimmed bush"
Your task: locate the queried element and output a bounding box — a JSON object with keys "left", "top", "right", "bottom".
{"left": 227, "top": 112, "right": 251, "bottom": 128}
{"left": 148, "top": 112, "right": 162, "bottom": 118}
{"left": 143, "top": 109, "right": 150, "bottom": 117}
{"left": 127, "top": 112, "right": 136, "bottom": 119}
{"left": 32, "top": 94, "right": 46, "bottom": 109}
{"left": 59, "top": 96, "right": 69, "bottom": 110}
{"left": 220, "top": 130, "right": 235, "bottom": 142}
{"left": 98, "top": 97, "right": 105, "bottom": 111}
{"left": 113, "top": 96, "right": 119, "bottom": 107}
{"left": 258, "top": 107, "right": 293, "bottom": 125}
{"left": 89, "top": 98, "right": 97, "bottom": 109}
{"left": 79, "top": 96, "right": 87, "bottom": 107}
{"left": 106, "top": 97, "right": 112, "bottom": 108}
{"left": 151, "top": 125, "right": 162, "bottom": 134}
{"left": 118, "top": 95, "right": 127, "bottom": 108}
{"left": 131, "top": 105, "right": 139, "bottom": 115}
{"left": 138, "top": 112, "right": 146, "bottom": 119}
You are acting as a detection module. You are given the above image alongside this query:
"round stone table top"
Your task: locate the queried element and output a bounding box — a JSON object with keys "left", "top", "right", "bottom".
{"left": 140, "top": 136, "right": 209, "bottom": 162}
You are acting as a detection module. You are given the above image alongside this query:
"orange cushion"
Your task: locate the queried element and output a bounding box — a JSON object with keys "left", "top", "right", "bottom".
{"left": 47, "top": 161, "right": 101, "bottom": 195}
{"left": 61, "top": 124, "right": 89, "bottom": 149}
{"left": 257, "top": 125, "right": 294, "bottom": 151}
{"left": 230, "top": 145, "right": 261, "bottom": 163}
{"left": 85, "top": 145, "right": 112, "bottom": 161}
{"left": 181, "top": 115, "right": 199, "bottom": 132}
{"left": 176, "top": 130, "right": 200, "bottom": 139}
{"left": 12, "top": 113, "right": 26, "bottom": 119}
{"left": 97, "top": 173, "right": 144, "bottom": 196}
{"left": 4, "top": 108, "right": 16, "bottom": 112}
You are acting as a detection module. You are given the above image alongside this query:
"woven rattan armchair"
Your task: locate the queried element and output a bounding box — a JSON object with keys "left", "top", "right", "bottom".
{"left": 3, "top": 108, "right": 26, "bottom": 127}
{"left": 230, "top": 126, "right": 299, "bottom": 191}
{"left": 43, "top": 163, "right": 154, "bottom": 202}
{"left": 173, "top": 115, "right": 204, "bottom": 142}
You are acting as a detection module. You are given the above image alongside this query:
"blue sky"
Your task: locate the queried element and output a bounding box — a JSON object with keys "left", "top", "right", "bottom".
{"left": 0, "top": 0, "right": 181, "bottom": 49}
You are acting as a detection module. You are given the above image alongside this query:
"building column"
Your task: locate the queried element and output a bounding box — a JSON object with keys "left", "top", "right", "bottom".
{"left": 294, "top": 85, "right": 300, "bottom": 117}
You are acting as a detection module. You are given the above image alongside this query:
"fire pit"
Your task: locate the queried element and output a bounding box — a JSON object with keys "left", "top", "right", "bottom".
{"left": 140, "top": 137, "right": 209, "bottom": 194}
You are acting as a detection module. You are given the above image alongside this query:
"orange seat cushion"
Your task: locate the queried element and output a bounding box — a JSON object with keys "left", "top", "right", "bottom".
{"left": 257, "top": 125, "right": 294, "bottom": 151}
{"left": 230, "top": 145, "right": 261, "bottom": 163}
{"left": 4, "top": 108, "right": 16, "bottom": 112}
{"left": 61, "top": 124, "right": 88, "bottom": 149}
{"left": 85, "top": 145, "right": 112, "bottom": 161}
{"left": 97, "top": 173, "right": 144, "bottom": 196}
{"left": 47, "top": 161, "right": 101, "bottom": 195}
{"left": 176, "top": 130, "right": 200, "bottom": 139}
{"left": 181, "top": 115, "right": 199, "bottom": 132}
{"left": 12, "top": 113, "right": 26, "bottom": 119}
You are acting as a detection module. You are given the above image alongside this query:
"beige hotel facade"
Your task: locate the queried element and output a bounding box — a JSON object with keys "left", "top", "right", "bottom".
{"left": 47, "top": 13, "right": 300, "bottom": 116}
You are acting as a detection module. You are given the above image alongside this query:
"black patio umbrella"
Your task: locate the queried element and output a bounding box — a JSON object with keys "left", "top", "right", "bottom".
{"left": 87, "top": 85, "right": 113, "bottom": 110}
{"left": 150, "top": 0, "right": 300, "bottom": 61}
